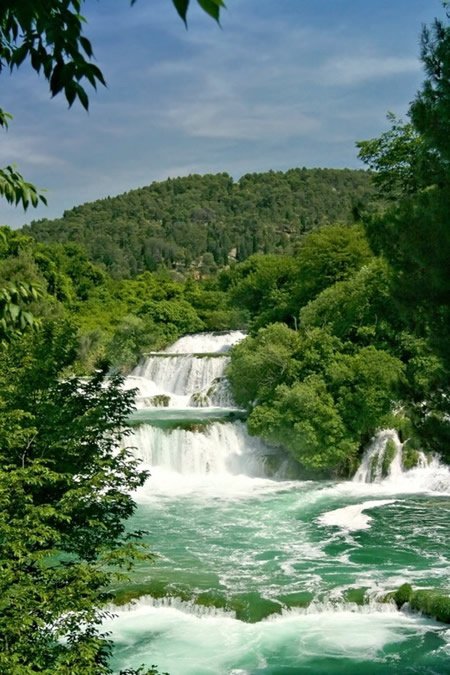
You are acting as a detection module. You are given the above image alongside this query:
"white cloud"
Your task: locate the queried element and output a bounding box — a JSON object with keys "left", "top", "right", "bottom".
{"left": 166, "top": 99, "right": 320, "bottom": 140}
{"left": 1, "top": 132, "right": 67, "bottom": 168}
{"left": 320, "top": 55, "right": 420, "bottom": 86}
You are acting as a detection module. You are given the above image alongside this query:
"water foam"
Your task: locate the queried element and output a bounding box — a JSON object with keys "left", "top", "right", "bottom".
{"left": 318, "top": 499, "right": 397, "bottom": 532}
{"left": 353, "top": 429, "right": 450, "bottom": 495}
{"left": 107, "top": 600, "right": 444, "bottom": 675}
{"left": 166, "top": 330, "right": 246, "bottom": 354}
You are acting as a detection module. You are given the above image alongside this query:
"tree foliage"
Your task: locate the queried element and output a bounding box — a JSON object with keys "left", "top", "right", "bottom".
{"left": 226, "top": 212, "right": 448, "bottom": 473}
{"left": 0, "top": 322, "right": 158, "bottom": 672}
{"left": 24, "top": 169, "right": 374, "bottom": 278}
{"left": 357, "top": 11, "right": 450, "bottom": 459}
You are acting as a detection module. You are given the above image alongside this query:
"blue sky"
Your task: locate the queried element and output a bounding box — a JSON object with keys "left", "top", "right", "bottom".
{"left": 1, "top": 0, "right": 444, "bottom": 228}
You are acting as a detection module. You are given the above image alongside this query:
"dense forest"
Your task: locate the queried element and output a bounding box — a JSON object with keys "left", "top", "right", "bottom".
{"left": 23, "top": 168, "right": 374, "bottom": 277}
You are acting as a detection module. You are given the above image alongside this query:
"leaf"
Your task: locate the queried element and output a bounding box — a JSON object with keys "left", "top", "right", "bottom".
{"left": 80, "top": 36, "right": 93, "bottom": 58}
{"left": 50, "top": 61, "right": 65, "bottom": 97}
{"left": 0, "top": 109, "right": 13, "bottom": 129}
{"left": 65, "top": 82, "right": 77, "bottom": 108}
{"left": 8, "top": 303, "right": 20, "bottom": 323}
{"left": 75, "top": 84, "right": 89, "bottom": 111}
{"left": 172, "top": 0, "right": 190, "bottom": 25}
{"left": 10, "top": 44, "right": 28, "bottom": 69}
{"left": 197, "top": 0, "right": 225, "bottom": 23}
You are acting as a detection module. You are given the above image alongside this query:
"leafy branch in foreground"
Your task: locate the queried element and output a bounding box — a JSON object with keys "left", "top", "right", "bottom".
{"left": 1, "top": 1, "right": 224, "bottom": 110}
{"left": 0, "top": 322, "right": 158, "bottom": 672}
{"left": 0, "top": 164, "right": 47, "bottom": 209}
{"left": 166, "top": 0, "right": 226, "bottom": 25}
{"left": 0, "top": 1, "right": 224, "bottom": 212}
{"left": 0, "top": 281, "right": 41, "bottom": 341}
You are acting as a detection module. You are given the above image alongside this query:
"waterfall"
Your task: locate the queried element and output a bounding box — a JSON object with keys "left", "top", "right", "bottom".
{"left": 165, "top": 331, "right": 246, "bottom": 354}
{"left": 133, "top": 354, "right": 228, "bottom": 396}
{"left": 353, "top": 429, "right": 450, "bottom": 493}
{"left": 124, "top": 331, "right": 283, "bottom": 491}
{"left": 126, "top": 330, "right": 245, "bottom": 408}
{"left": 130, "top": 421, "right": 269, "bottom": 478}
{"left": 353, "top": 430, "right": 403, "bottom": 483}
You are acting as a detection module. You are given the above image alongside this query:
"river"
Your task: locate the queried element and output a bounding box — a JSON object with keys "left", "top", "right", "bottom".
{"left": 106, "top": 332, "right": 450, "bottom": 674}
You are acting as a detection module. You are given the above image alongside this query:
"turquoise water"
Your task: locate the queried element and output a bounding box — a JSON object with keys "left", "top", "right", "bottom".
{"left": 106, "top": 472, "right": 450, "bottom": 674}
{"left": 112, "top": 334, "right": 450, "bottom": 674}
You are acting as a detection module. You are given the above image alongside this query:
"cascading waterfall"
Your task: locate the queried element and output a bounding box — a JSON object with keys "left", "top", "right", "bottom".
{"left": 131, "top": 420, "right": 269, "bottom": 478}
{"left": 353, "top": 429, "right": 428, "bottom": 484}
{"left": 109, "top": 332, "right": 450, "bottom": 674}
{"left": 353, "top": 429, "right": 404, "bottom": 483}
{"left": 125, "top": 331, "right": 281, "bottom": 487}
{"left": 165, "top": 331, "right": 246, "bottom": 354}
{"left": 132, "top": 354, "right": 228, "bottom": 397}
{"left": 125, "top": 331, "right": 245, "bottom": 408}
{"left": 352, "top": 428, "right": 450, "bottom": 494}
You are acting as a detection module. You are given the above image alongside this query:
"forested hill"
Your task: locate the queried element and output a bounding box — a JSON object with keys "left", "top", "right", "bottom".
{"left": 23, "top": 168, "right": 374, "bottom": 278}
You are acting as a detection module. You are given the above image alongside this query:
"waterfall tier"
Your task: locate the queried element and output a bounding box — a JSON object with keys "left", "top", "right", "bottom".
{"left": 353, "top": 429, "right": 450, "bottom": 493}
{"left": 124, "top": 331, "right": 283, "bottom": 488}
{"left": 165, "top": 331, "right": 246, "bottom": 354}
{"left": 353, "top": 430, "right": 404, "bottom": 483}
{"left": 133, "top": 354, "right": 228, "bottom": 397}
{"left": 126, "top": 330, "right": 245, "bottom": 409}
{"left": 130, "top": 420, "right": 273, "bottom": 478}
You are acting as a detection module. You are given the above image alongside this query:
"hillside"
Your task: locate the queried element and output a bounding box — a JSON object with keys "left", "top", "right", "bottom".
{"left": 23, "top": 168, "right": 374, "bottom": 278}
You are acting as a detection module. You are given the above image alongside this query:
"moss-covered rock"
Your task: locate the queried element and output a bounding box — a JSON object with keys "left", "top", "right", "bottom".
{"left": 195, "top": 589, "right": 228, "bottom": 610}
{"left": 343, "top": 587, "right": 369, "bottom": 605}
{"left": 382, "top": 438, "right": 397, "bottom": 477}
{"left": 148, "top": 394, "right": 170, "bottom": 407}
{"left": 113, "top": 580, "right": 192, "bottom": 606}
{"left": 387, "top": 583, "right": 413, "bottom": 609}
{"left": 277, "top": 591, "right": 314, "bottom": 609}
{"left": 189, "top": 391, "right": 210, "bottom": 407}
{"left": 384, "top": 583, "right": 450, "bottom": 624}
{"left": 228, "top": 592, "right": 283, "bottom": 623}
{"left": 410, "top": 589, "right": 450, "bottom": 623}
{"left": 402, "top": 446, "right": 420, "bottom": 471}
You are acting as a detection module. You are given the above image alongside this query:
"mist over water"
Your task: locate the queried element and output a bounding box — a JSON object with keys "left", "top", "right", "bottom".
{"left": 112, "top": 333, "right": 450, "bottom": 674}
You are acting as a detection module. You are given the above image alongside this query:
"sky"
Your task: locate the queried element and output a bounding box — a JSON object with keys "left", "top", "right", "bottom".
{"left": 1, "top": 0, "right": 445, "bottom": 228}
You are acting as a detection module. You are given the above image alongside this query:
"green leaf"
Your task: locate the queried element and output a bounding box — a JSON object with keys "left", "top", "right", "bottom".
{"left": 0, "top": 109, "right": 13, "bottom": 129}
{"left": 172, "top": 0, "right": 190, "bottom": 25}
{"left": 75, "top": 84, "right": 89, "bottom": 111}
{"left": 8, "top": 303, "right": 20, "bottom": 323}
{"left": 197, "top": 0, "right": 225, "bottom": 23}
{"left": 79, "top": 36, "right": 93, "bottom": 58}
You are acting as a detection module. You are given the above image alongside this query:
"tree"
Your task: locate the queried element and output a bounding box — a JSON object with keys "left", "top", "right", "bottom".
{"left": 0, "top": 321, "right": 157, "bottom": 672}
{"left": 0, "top": 0, "right": 225, "bottom": 208}
{"left": 291, "top": 223, "right": 373, "bottom": 310}
{"left": 357, "top": 10, "right": 450, "bottom": 458}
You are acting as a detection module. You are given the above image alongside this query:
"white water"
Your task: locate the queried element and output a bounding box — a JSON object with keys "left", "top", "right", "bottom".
{"left": 107, "top": 600, "right": 444, "bottom": 675}
{"left": 352, "top": 428, "right": 450, "bottom": 495}
{"left": 125, "top": 331, "right": 285, "bottom": 498}
{"left": 126, "top": 330, "right": 245, "bottom": 408}
{"left": 132, "top": 354, "right": 227, "bottom": 397}
{"left": 113, "top": 333, "right": 450, "bottom": 673}
{"left": 318, "top": 499, "right": 397, "bottom": 532}
{"left": 353, "top": 429, "right": 403, "bottom": 483}
{"left": 130, "top": 421, "right": 271, "bottom": 480}
{"left": 166, "top": 330, "right": 246, "bottom": 354}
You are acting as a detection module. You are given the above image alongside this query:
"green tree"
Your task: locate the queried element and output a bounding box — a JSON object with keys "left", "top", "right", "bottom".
{"left": 0, "top": 322, "right": 156, "bottom": 672}
{"left": 227, "top": 323, "right": 302, "bottom": 407}
{"left": 248, "top": 377, "right": 355, "bottom": 473}
{"left": 291, "top": 223, "right": 373, "bottom": 309}
{"left": 299, "top": 258, "right": 398, "bottom": 348}
{"left": 357, "top": 10, "right": 450, "bottom": 458}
